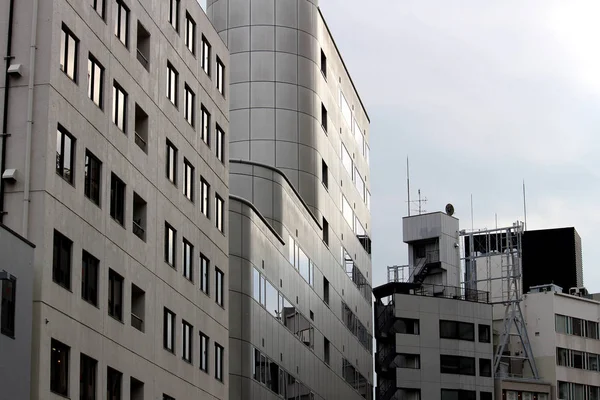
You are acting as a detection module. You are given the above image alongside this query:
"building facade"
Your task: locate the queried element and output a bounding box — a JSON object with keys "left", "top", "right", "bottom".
{"left": 206, "top": 0, "right": 374, "bottom": 399}
{"left": 0, "top": 0, "right": 229, "bottom": 398}
{"left": 0, "top": 224, "right": 35, "bottom": 400}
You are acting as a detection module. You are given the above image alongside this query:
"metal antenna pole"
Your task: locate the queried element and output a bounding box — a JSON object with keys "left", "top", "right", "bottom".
{"left": 523, "top": 180, "right": 527, "bottom": 231}
{"left": 407, "top": 158, "right": 410, "bottom": 217}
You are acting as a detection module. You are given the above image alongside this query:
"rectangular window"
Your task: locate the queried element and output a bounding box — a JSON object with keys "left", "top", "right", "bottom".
{"left": 56, "top": 125, "right": 75, "bottom": 184}
{"left": 201, "top": 106, "right": 211, "bottom": 145}
{"left": 397, "top": 353, "right": 421, "bottom": 369}
{"left": 342, "top": 195, "right": 354, "bottom": 229}
{"left": 183, "top": 159, "right": 194, "bottom": 201}
{"left": 587, "top": 320, "right": 599, "bottom": 339}
{"left": 397, "top": 318, "right": 419, "bottom": 335}
{"left": 215, "top": 343, "right": 224, "bottom": 381}
{"left": 320, "top": 50, "right": 327, "bottom": 78}
{"left": 167, "top": 63, "right": 178, "bottom": 106}
{"left": 441, "top": 389, "right": 476, "bottom": 400}
{"left": 110, "top": 173, "right": 126, "bottom": 225}
{"left": 130, "top": 377, "right": 144, "bottom": 400}
{"left": 340, "top": 90, "right": 352, "bottom": 128}
{"left": 215, "top": 194, "right": 224, "bottom": 232}
{"left": 165, "top": 223, "right": 176, "bottom": 268}
{"left": 557, "top": 347, "right": 569, "bottom": 367}
{"left": 200, "top": 254, "right": 209, "bottom": 295}
{"left": 1, "top": 276, "right": 16, "bottom": 337}
{"left": 82, "top": 251, "right": 99, "bottom": 306}
{"left": 216, "top": 57, "right": 225, "bottom": 95}
{"left": 440, "top": 355, "right": 476, "bottom": 376}
{"left": 322, "top": 159, "right": 328, "bottom": 189}
{"left": 324, "top": 337, "right": 330, "bottom": 365}
{"left": 480, "top": 393, "right": 493, "bottom": 400}
{"left": 216, "top": 268, "right": 224, "bottom": 307}
{"left": 439, "top": 320, "right": 475, "bottom": 341}
{"left": 321, "top": 103, "right": 328, "bottom": 132}
{"left": 114, "top": 0, "right": 129, "bottom": 47}
{"left": 555, "top": 314, "right": 568, "bottom": 334}
{"left": 323, "top": 217, "right": 329, "bottom": 246}
{"left": 164, "top": 308, "right": 175, "bottom": 352}
{"left": 131, "top": 284, "right": 145, "bottom": 332}
{"left": 136, "top": 22, "right": 151, "bottom": 71}
{"left": 53, "top": 230, "right": 72, "bottom": 290}
{"left": 323, "top": 277, "right": 330, "bottom": 305}
{"left": 182, "top": 320, "right": 192, "bottom": 363}
{"left": 201, "top": 178, "right": 210, "bottom": 217}
{"left": 168, "top": 0, "right": 179, "bottom": 32}
{"left": 87, "top": 55, "right": 104, "bottom": 108}
{"left": 60, "top": 24, "right": 78, "bottom": 81}
{"left": 573, "top": 317, "right": 584, "bottom": 337}
{"left": 92, "top": 0, "right": 105, "bottom": 19}
{"left": 132, "top": 192, "right": 147, "bottom": 241}
{"left": 573, "top": 350, "right": 584, "bottom": 369}
{"left": 50, "top": 339, "right": 70, "bottom": 396}
{"left": 479, "top": 324, "right": 491, "bottom": 343}
{"left": 108, "top": 269, "right": 123, "bottom": 321}
{"left": 184, "top": 85, "right": 195, "bottom": 126}
{"left": 185, "top": 13, "right": 196, "bottom": 54}
{"left": 216, "top": 124, "right": 224, "bottom": 162}
{"left": 84, "top": 150, "right": 101, "bottom": 206}
{"left": 202, "top": 36, "right": 211, "bottom": 75}
{"left": 107, "top": 366, "right": 122, "bottom": 400}
{"left": 80, "top": 353, "right": 97, "bottom": 400}
{"left": 166, "top": 140, "right": 177, "bottom": 185}
{"left": 200, "top": 332, "right": 209, "bottom": 372}
{"left": 112, "top": 81, "right": 127, "bottom": 132}
{"left": 341, "top": 144, "right": 353, "bottom": 178}
{"left": 183, "top": 239, "right": 193, "bottom": 281}
{"left": 163, "top": 395, "right": 174, "bottom": 400}
{"left": 479, "top": 358, "right": 492, "bottom": 377}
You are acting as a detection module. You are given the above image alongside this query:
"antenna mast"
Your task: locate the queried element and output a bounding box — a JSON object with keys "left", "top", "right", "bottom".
{"left": 523, "top": 180, "right": 528, "bottom": 231}
{"left": 407, "top": 158, "right": 410, "bottom": 217}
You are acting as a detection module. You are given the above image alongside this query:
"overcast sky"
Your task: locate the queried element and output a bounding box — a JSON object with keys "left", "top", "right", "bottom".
{"left": 319, "top": 0, "right": 600, "bottom": 292}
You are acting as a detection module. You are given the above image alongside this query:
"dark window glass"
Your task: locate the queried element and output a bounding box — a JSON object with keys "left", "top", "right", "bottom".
{"left": 321, "top": 103, "right": 328, "bottom": 132}
{"left": 480, "top": 392, "right": 492, "bottom": 400}
{"left": 1, "top": 277, "right": 16, "bottom": 337}
{"left": 53, "top": 230, "right": 72, "bottom": 289}
{"left": 108, "top": 269, "right": 123, "bottom": 321}
{"left": 324, "top": 337, "right": 330, "bottom": 365}
{"left": 216, "top": 268, "right": 224, "bottom": 307}
{"left": 80, "top": 353, "right": 97, "bottom": 400}
{"left": 200, "top": 254, "right": 209, "bottom": 295}
{"left": 200, "top": 178, "right": 210, "bottom": 217}
{"left": 441, "top": 389, "right": 476, "bottom": 400}
{"left": 478, "top": 324, "right": 491, "bottom": 343}
{"left": 84, "top": 150, "right": 101, "bottom": 206}
{"left": 182, "top": 320, "right": 193, "bottom": 363}
{"left": 164, "top": 308, "right": 175, "bottom": 352}
{"left": 56, "top": 126, "right": 75, "bottom": 184}
{"left": 166, "top": 140, "right": 177, "bottom": 184}
{"left": 82, "top": 251, "right": 99, "bottom": 306}
{"left": 479, "top": 358, "right": 492, "bottom": 377}
{"left": 215, "top": 194, "right": 224, "bottom": 232}
{"left": 440, "top": 320, "right": 475, "bottom": 341}
{"left": 168, "top": 0, "right": 179, "bottom": 32}
{"left": 397, "top": 318, "right": 419, "bottom": 335}
{"left": 107, "top": 366, "right": 122, "bottom": 400}
{"left": 320, "top": 50, "right": 327, "bottom": 78}
{"left": 60, "top": 24, "right": 78, "bottom": 81}
{"left": 201, "top": 106, "right": 210, "bottom": 145}
{"left": 323, "top": 217, "right": 329, "bottom": 246}
{"left": 164, "top": 223, "right": 176, "bottom": 267}
{"left": 51, "top": 339, "right": 70, "bottom": 396}
{"left": 183, "top": 159, "right": 194, "bottom": 201}
{"left": 201, "top": 36, "right": 211, "bottom": 75}
{"left": 323, "top": 277, "right": 329, "bottom": 305}
{"left": 200, "top": 332, "right": 209, "bottom": 372}
{"left": 322, "top": 160, "right": 328, "bottom": 189}
{"left": 87, "top": 55, "right": 104, "bottom": 108}
{"left": 92, "top": 0, "right": 105, "bottom": 19}
{"left": 184, "top": 85, "right": 195, "bottom": 126}
{"left": 215, "top": 124, "right": 224, "bottom": 162}
{"left": 167, "top": 62, "right": 178, "bottom": 106}
{"left": 215, "top": 343, "right": 224, "bottom": 381}
{"left": 110, "top": 173, "right": 125, "bottom": 225}
{"left": 114, "top": 1, "right": 129, "bottom": 47}
{"left": 185, "top": 13, "right": 196, "bottom": 54}
{"left": 440, "top": 355, "right": 476, "bottom": 376}
{"left": 112, "top": 81, "right": 127, "bottom": 132}
{"left": 183, "top": 239, "right": 193, "bottom": 281}
{"left": 216, "top": 57, "right": 225, "bottom": 95}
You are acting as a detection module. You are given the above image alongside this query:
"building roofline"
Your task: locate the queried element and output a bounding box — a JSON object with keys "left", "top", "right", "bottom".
{"left": 317, "top": 7, "right": 370, "bottom": 123}
{"left": 0, "top": 223, "right": 35, "bottom": 248}
{"left": 402, "top": 211, "right": 458, "bottom": 221}
{"left": 229, "top": 195, "right": 286, "bottom": 245}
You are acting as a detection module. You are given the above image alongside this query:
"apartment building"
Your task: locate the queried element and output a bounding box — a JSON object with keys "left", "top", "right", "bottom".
{"left": 206, "top": 0, "right": 374, "bottom": 399}
{"left": 0, "top": 0, "right": 229, "bottom": 398}
{"left": 524, "top": 284, "right": 600, "bottom": 400}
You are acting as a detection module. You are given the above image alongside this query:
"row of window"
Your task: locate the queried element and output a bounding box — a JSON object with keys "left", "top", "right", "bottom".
{"left": 340, "top": 193, "right": 372, "bottom": 255}
{"left": 557, "top": 347, "right": 600, "bottom": 372}
{"left": 393, "top": 388, "right": 493, "bottom": 400}
{"left": 0, "top": 276, "right": 16, "bottom": 338}
{"left": 556, "top": 314, "right": 600, "bottom": 339}
{"left": 163, "top": 222, "right": 224, "bottom": 306}
{"left": 440, "top": 320, "right": 491, "bottom": 343}
{"left": 287, "top": 236, "right": 315, "bottom": 287}
{"left": 342, "top": 358, "right": 373, "bottom": 399}
{"left": 252, "top": 347, "right": 316, "bottom": 399}
{"left": 340, "top": 143, "right": 371, "bottom": 210}
{"left": 162, "top": 307, "right": 224, "bottom": 381}
{"left": 557, "top": 381, "right": 600, "bottom": 400}
{"left": 338, "top": 90, "right": 369, "bottom": 165}
{"left": 341, "top": 302, "right": 372, "bottom": 353}
{"left": 342, "top": 248, "right": 372, "bottom": 303}
{"left": 505, "top": 391, "right": 548, "bottom": 400}
{"left": 86, "top": 0, "right": 224, "bottom": 94}
{"left": 440, "top": 355, "right": 492, "bottom": 377}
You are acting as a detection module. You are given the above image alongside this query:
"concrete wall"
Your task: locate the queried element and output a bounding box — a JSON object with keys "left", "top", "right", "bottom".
{"left": 0, "top": 224, "right": 34, "bottom": 400}
{"left": 0, "top": 0, "right": 230, "bottom": 398}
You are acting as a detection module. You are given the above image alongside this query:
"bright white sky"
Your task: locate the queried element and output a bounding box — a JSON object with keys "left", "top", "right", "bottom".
{"left": 320, "top": 0, "right": 600, "bottom": 292}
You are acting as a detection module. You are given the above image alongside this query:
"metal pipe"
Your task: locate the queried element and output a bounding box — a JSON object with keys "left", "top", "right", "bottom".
{"left": 0, "top": 0, "right": 16, "bottom": 223}
{"left": 22, "top": 0, "right": 39, "bottom": 238}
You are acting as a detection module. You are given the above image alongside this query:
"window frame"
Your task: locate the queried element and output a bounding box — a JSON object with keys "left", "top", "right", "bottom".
{"left": 87, "top": 54, "right": 104, "bottom": 108}
{"left": 215, "top": 268, "right": 224, "bottom": 307}
{"left": 200, "top": 332, "right": 209, "bottom": 372}
{"left": 182, "top": 238, "right": 193, "bottom": 282}
{"left": 216, "top": 57, "right": 225, "bottom": 95}
{"left": 53, "top": 230, "right": 72, "bottom": 290}
{"left": 50, "top": 339, "right": 70, "bottom": 396}
{"left": 167, "top": 62, "right": 179, "bottom": 106}
{"left": 166, "top": 140, "right": 178, "bottom": 185}
{"left": 168, "top": 0, "right": 180, "bottom": 32}
{"left": 201, "top": 105, "right": 211, "bottom": 146}
{"left": 1, "top": 276, "right": 16, "bottom": 337}
{"left": 92, "top": 0, "right": 105, "bottom": 19}
{"left": 114, "top": 0, "right": 129, "bottom": 47}
{"left": 106, "top": 366, "right": 122, "bottom": 400}
{"left": 112, "top": 81, "right": 127, "bottom": 132}
{"left": 201, "top": 36, "right": 211, "bottom": 76}
{"left": 184, "top": 84, "right": 195, "bottom": 127}
{"left": 109, "top": 172, "right": 126, "bottom": 226}
{"left": 80, "top": 353, "right": 97, "bottom": 400}
{"left": 164, "top": 222, "right": 177, "bottom": 268}
{"left": 215, "top": 194, "right": 224, "bottom": 233}
{"left": 182, "top": 320, "right": 193, "bottom": 363}
{"left": 164, "top": 307, "right": 176, "bottom": 353}
{"left": 185, "top": 12, "right": 196, "bottom": 55}
{"left": 200, "top": 254, "right": 210, "bottom": 295}
{"left": 84, "top": 150, "right": 101, "bottom": 206}
{"left": 60, "top": 24, "right": 79, "bottom": 82}
{"left": 200, "top": 178, "right": 210, "bottom": 218}
{"left": 108, "top": 269, "right": 124, "bottom": 321}
{"left": 183, "top": 158, "right": 194, "bottom": 201}
{"left": 82, "top": 250, "right": 99, "bottom": 307}
{"left": 56, "top": 125, "right": 76, "bottom": 184}
{"left": 215, "top": 342, "right": 224, "bottom": 381}
{"left": 215, "top": 124, "right": 224, "bottom": 162}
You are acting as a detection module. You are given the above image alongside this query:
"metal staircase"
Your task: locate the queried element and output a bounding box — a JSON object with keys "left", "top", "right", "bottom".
{"left": 375, "top": 303, "right": 398, "bottom": 400}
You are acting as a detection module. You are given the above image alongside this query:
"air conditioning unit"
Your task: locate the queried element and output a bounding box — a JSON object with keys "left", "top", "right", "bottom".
{"left": 569, "top": 287, "right": 589, "bottom": 297}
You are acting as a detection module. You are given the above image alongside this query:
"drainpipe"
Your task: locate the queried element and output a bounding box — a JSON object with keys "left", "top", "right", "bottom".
{"left": 22, "top": 0, "right": 39, "bottom": 238}
{"left": 0, "top": 0, "right": 16, "bottom": 223}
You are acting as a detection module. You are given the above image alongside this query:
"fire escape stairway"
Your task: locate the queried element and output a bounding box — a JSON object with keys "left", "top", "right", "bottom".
{"left": 412, "top": 250, "right": 440, "bottom": 284}
{"left": 375, "top": 304, "right": 398, "bottom": 400}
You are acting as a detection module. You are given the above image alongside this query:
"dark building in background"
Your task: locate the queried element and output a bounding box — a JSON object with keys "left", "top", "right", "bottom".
{"left": 522, "top": 227, "right": 583, "bottom": 293}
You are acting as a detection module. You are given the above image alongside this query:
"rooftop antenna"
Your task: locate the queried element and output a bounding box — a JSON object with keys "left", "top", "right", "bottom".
{"left": 407, "top": 157, "right": 410, "bottom": 217}
{"left": 417, "top": 189, "right": 427, "bottom": 215}
{"left": 523, "top": 180, "right": 528, "bottom": 231}
{"left": 470, "top": 194, "right": 474, "bottom": 232}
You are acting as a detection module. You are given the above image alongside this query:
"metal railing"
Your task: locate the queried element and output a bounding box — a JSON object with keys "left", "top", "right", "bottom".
{"left": 132, "top": 220, "right": 145, "bottom": 241}
{"left": 136, "top": 49, "right": 149, "bottom": 70}
{"left": 131, "top": 313, "right": 144, "bottom": 331}
{"left": 134, "top": 131, "right": 147, "bottom": 152}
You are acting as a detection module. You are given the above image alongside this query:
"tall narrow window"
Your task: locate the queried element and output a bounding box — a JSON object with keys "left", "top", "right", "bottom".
{"left": 1, "top": 276, "right": 16, "bottom": 337}
{"left": 110, "top": 173, "right": 126, "bottom": 225}
{"left": 168, "top": 0, "right": 179, "bottom": 32}
{"left": 323, "top": 217, "right": 329, "bottom": 246}
{"left": 201, "top": 106, "right": 211, "bottom": 145}
{"left": 182, "top": 320, "right": 192, "bottom": 363}
{"left": 167, "top": 62, "right": 178, "bottom": 106}
{"left": 215, "top": 124, "right": 224, "bottom": 162}
{"left": 215, "top": 343, "right": 224, "bottom": 381}
{"left": 321, "top": 159, "right": 328, "bottom": 189}
{"left": 80, "top": 353, "right": 97, "bottom": 400}
{"left": 200, "top": 332, "right": 209, "bottom": 372}
{"left": 201, "top": 36, "right": 211, "bottom": 75}
{"left": 321, "top": 103, "right": 328, "bottom": 132}
{"left": 112, "top": 82, "right": 127, "bottom": 132}
{"left": 320, "top": 50, "right": 327, "bottom": 78}
{"left": 324, "top": 337, "right": 330, "bottom": 365}
{"left": 53, "top": 230, "right": 72, "bottom": 290}
{"left": 50, "top": 339, "right": 70, "bottom": 396}
{"left": 200, "top": 254, "right": 209, "bottom": 295}
{"left": 216, "top": 57, "right": 225, "bottom": 95}
{"left": 183, "top": 239, "right": 193, "bottom": 281}
{"left": 107, "top": 366, "right": 122, "bottom": 400}
{"left": 136, "top": 22, "right": 151, "bottom": 71}
{"left": 185, "top": 13, "right": 196, "bottom": 54}
{"left": 82, "top": 251, "right": 99, "bottom": 306}
{"left": 184, "top": 85, "right": 195, "bottom": 126}
{"left": 323, "top": 277, "right": 330, "bottom": 305}
{"left": 108, "top": 269, "right": 123, "bottom": 321}
{"left": 215, "top": 268, "right": 224, "bottom": 307}
{"left": 92, "top": 0, "right": 105, "bottom": 19}
{"left": 200, "top": 178, "right": 210, "bottom": 218}
{"left": 130, "top": 377, "right": 144, "bottom": 400}
{"left": 56, "top": 126, "right": 75, "bottom": 184}
{"left": 131, "top": 284, "right": 145, "bottom": 332}
{"left": 165, "top": 223, "right": 176, "bottom": 268}
{"left": 114, "top": 0, "right": 129, "bottom": 47}
{"left": 60, "top": 24, "right": 78, "bottom": 82}
{"left": 164, "top": 308, "right": 175, "bottom": 353}
{"left": 183, "top": 159, "right": 194, "bottom": 201}
{"left": 215, "top": 194, "right": 224, "bottom": 232}
{"left": 87, "top": 54, "right": 104, "bottom": 108}
{"left": 166, "top": 140, "right": 177, "bottom": 185}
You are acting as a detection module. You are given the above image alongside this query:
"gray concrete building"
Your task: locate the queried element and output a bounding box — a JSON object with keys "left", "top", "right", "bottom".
{"left": 206, "top": 0, "right": 374, "bottom": 399}
{"left": 0, "top": 0, "right": 229, "bottom": 398}
{"left": 0, "top": 224, "right": 35, "bottom": 400}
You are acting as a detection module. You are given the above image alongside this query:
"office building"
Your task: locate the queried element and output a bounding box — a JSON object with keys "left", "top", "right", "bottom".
{"left": 206, "top": 0, "right": 374, "bottom": 398}
{"left": 0, "top": 0, "right": 229, "bottom": 398}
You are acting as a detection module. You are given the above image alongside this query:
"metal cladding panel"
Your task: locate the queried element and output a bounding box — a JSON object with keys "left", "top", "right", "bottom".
{"left": 402, "top": 213, "right": 443, "bottom": 243}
